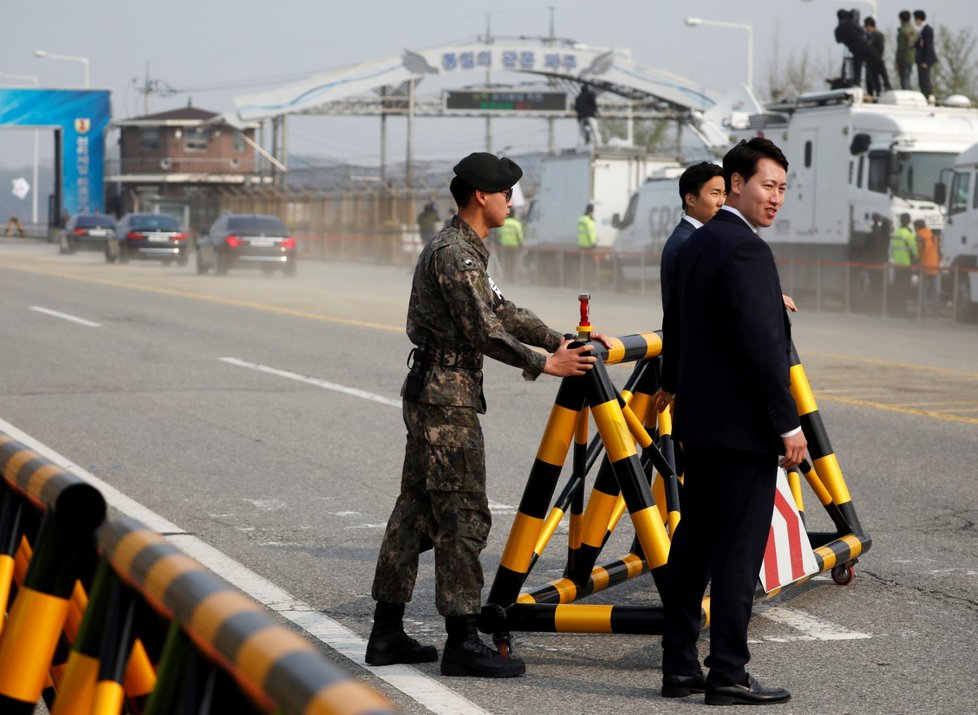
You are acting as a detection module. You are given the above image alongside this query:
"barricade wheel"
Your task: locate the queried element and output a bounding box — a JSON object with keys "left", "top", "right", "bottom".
{"left": 831, "top": 562, "right": 855, "bottom": 585}
{"left": 493, "top": 633, "right": 513, "bottom": 658}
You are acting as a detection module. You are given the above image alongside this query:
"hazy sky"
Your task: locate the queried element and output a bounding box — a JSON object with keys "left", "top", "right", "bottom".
{"left": 1, "top": 0, "right": 974, "bottom": 170}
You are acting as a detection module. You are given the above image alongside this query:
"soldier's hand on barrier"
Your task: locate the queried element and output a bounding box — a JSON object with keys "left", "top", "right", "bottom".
{"left": 780, "top": 431, "right": 808, "bottom": 470}
{"left": 544, "top": 338, "right": 597, "bottom": 377}
{"left": 590, "top": 332, "right": 615, "bottom": 350}
{"left": 651, "top": 388, "right": 674, "bottom": 414}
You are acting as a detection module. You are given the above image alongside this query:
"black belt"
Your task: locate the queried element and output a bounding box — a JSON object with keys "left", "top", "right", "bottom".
{"left": 419, "top": 347, "right": 483, "bottom": 370}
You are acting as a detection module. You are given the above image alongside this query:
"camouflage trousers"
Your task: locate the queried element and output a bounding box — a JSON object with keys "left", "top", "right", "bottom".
{"left": 371, "top": 400, "right": 491, "bottom": 617}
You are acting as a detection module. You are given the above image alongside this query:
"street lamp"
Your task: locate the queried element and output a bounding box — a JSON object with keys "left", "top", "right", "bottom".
{"left": 35, "top": 49, "right": 90, "bottom": 88}
{"left": 685, "top": 17, "right": 754, "bottom": 97}
{"left": 0, "top": 72, "right": 41, "bottom": 226}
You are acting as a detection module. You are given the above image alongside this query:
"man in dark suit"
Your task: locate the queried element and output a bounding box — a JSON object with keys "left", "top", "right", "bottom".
{"left": 863, "top": 16, "right": 893, "bottom": 97}
{"left": 660, "top": 162, "right": 725, "bottom": 318}
{"left": 653, "top": 138, "right": 807, "bottom": 706}
{"left": 913, "top": 10, "right": 938, "bottom": 100}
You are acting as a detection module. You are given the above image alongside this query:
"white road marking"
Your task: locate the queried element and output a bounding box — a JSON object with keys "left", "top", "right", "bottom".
{"left": 756, "top": 605, "right": 871, "bottom": 640}
{"left": 0, "top": 417, "right": 488, "bottom": 715}
{"left": 243, "top": 498, "right": 288, "bottom": 511}
{"left": 219, "top": 357, "right": 401, "bottom": 407}
{"left": 30, "top": 305, "right": 101, "bottom": 327}
{"left": 488, "top": 500, "right": 517, "bottom": 515}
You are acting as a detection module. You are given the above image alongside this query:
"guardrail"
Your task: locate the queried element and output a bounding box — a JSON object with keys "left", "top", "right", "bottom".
{"left": 0, "top": 433, "right": 397, "bottom": 714}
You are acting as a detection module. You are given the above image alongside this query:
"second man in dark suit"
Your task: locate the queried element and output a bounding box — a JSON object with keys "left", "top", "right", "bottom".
{"left": 913, "top": 10, "right": 938, "bottom": 100}
{"left": 654, "top": 138, "right": 807, "bottom": 706}
{"left": 659, "top": 162, "right": 726, "bottom": 318}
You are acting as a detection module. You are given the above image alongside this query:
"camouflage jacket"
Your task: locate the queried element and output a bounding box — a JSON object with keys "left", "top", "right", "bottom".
{"left": 404, "top": 216, "right": 564, "bottom": 411}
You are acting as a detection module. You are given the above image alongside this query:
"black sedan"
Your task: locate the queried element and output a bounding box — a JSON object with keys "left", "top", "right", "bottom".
{"left": 196, "top": 214, "right": 296, "bottom": 276}
{"left": 59, "top": 214, "right": 117, "bottom": 254}
{"left": 106, "top": 213, "right": 189, "bottom": 265}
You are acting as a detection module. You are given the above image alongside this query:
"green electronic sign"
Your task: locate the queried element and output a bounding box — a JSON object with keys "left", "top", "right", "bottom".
{"left": 445, "top": 90, "right": 567, "bottom": 112}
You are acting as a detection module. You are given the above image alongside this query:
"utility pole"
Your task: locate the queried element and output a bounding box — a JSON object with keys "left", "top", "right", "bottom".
{"left": 547, "top": 6, "right": 556, "bottom": 154}
{"left": 133, "top": 61, "right": 176, "bottom": 115}
{"left": 485, "top": 13, "right": 492, "bottom": 153}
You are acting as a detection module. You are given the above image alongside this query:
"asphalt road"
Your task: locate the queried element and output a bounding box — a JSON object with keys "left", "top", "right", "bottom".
{"left": 2, "top": 240, "right": 977, "bottom": 714}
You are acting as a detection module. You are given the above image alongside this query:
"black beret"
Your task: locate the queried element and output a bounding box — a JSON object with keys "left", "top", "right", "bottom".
{"left": 453, "top": 152, "right": 523, "bottom": 192}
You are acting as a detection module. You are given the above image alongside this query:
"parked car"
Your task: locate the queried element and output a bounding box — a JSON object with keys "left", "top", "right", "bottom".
{"left": 196, "top": 214, "right": 296, "bottom": 276}
{"left": 106, "top": 213, "right": 188, "bottom": 265}
{"left": 59, "top": 213, "right": 117, "bottom": 254}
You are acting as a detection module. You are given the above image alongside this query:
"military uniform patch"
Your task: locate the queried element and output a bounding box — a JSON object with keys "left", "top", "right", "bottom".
{"left": 487, "top": 274, "right": 505, "bottom": 303}
{"left": 457, "top": 256, "right": 478, "bottom": 271}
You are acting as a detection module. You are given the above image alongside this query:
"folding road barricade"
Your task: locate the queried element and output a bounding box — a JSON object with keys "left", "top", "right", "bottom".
{"left": 482, "top": 300, "right": 871, "bottom": 654}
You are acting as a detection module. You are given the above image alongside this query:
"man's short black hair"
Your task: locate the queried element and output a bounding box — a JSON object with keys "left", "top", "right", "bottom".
{"left": 722, "top": 138, "right": 789, "bottom": 193}
{"left": 899, "top": 10, "right": 911, "bottom": 22}
{"left": 864, "top": 16, "right": 876, "bottom": 28}
{"left": 837, "top": 8, "right": 850, "bottom": 20}
{"left": 913, "top": 9, "right": 926, "bottom": 21}
{"left": 678, "top": 162, "right": 724, "bottom": 211}
{"left": 450, "top": 176, "right": 476, "bottom": 208}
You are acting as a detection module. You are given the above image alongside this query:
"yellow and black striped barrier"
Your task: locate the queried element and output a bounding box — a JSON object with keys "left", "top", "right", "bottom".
{"left": 0, "top": 435, "right": 106, "bottom": 714}
{"left": 0, "top": 433, "right": 397, "bottom": 714}
{"left": 93, "top": 516, "right": 397, "bottom": 715}
{"left": 484, "top": 328, "right": 871, "bottom": 644}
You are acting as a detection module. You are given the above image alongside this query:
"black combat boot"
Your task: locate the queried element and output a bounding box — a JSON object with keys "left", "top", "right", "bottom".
{"left": 365, "top": 601, "right": 438, "bottom": 666}
{"left": 440, "top": 615, "right": 526, "bottom": 677}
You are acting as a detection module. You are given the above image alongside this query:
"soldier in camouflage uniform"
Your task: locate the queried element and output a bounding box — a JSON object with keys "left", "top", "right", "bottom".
{"left": 367, "top": 152, "right": 609, "bottom": 678}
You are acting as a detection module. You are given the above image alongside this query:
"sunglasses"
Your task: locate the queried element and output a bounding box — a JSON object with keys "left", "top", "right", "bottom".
{"left": 482, "top": 188, "right": 514, "bottom": 201}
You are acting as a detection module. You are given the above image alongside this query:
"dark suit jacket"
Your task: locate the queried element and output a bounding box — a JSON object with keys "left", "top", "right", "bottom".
{"left": 915, "top": 24, "right": 937, "bottom": 66}
{"left": 660, "top": 209, "right": 799, "bottom": 455}
{"left": 659, "top": 217, "right": 695, "bottom": 317}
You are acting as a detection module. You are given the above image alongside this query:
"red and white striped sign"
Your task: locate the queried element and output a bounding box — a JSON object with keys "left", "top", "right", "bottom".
{"left": 760, "top": 469, "right": 819, "bottom": 593}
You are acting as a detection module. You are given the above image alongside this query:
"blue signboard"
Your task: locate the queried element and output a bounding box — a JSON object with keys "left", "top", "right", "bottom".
{"left": 0, "top": 88, "right": 111, "bottom": 215}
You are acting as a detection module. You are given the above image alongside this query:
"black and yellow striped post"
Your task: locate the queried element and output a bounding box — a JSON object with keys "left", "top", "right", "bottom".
{"left": 789, "top": 344, "right": 868, "bottom": 542}
{"left": 506, "top": 603, "right": 666, "bottom": 634}
{"left": 583, "top": 356, "right": 670, "bottom": 593}
{"left": 488, "top": 377, "right": 587, "bottom": 608}
{"left": 788, "top": 344, "right": 871, "bottom": 585}
{"left": 518, "top": 552, "right": 648, "bottom": 605}
{"left": 97, "top": 516, "right": 397, "bottom": 715}
{"left": 0, "top": 485, "right": 25, "bottom": 635}
{"left": 0, "top": 435, "right": 106, "bottom": 715}
{"left": 564, "top": 407, "right": 589, "bottom": 579}
{"left": 51, "top": 561, "right": 121, "bottom": 715}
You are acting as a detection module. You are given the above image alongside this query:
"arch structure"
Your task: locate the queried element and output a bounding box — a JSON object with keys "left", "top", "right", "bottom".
{"left": 231, "top": 38, "right": 736, "bottom": 148}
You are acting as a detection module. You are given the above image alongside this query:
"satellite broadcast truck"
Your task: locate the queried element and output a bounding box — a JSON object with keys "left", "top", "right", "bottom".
{"left": 520, "top": 146, "right": 679, "bottom": 285}
{"left": 943, "top": 141, "right": 978, "bottom": 320}
{"left": 611, "top": 87, "right": 978, "bottom": 309}
{"left": 731, "top": 86, "right": 978, "bottom": 304}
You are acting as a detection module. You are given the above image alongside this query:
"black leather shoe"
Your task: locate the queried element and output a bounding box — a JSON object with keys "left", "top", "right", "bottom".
{"left": 705, "top": 674, "right": 791, "bottom": 706}
{"left": 662, "top": 672, "right": 707, "bottom": 698}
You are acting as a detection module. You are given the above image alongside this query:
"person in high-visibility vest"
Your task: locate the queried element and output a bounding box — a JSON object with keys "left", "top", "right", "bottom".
{"left": 889, "top": 212, "right": 918, "bottom": 315}
{"left": 577, "top": 204, "right": 597, "bottom": 249}
{"left": 914, "top": 218, "right": 941, "bottom": 317}
{"left": 496, "top": 215, "right": 523, "bottom": 280}
{"left": 576, "top": 204, "right": 598, "bottom": 285}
